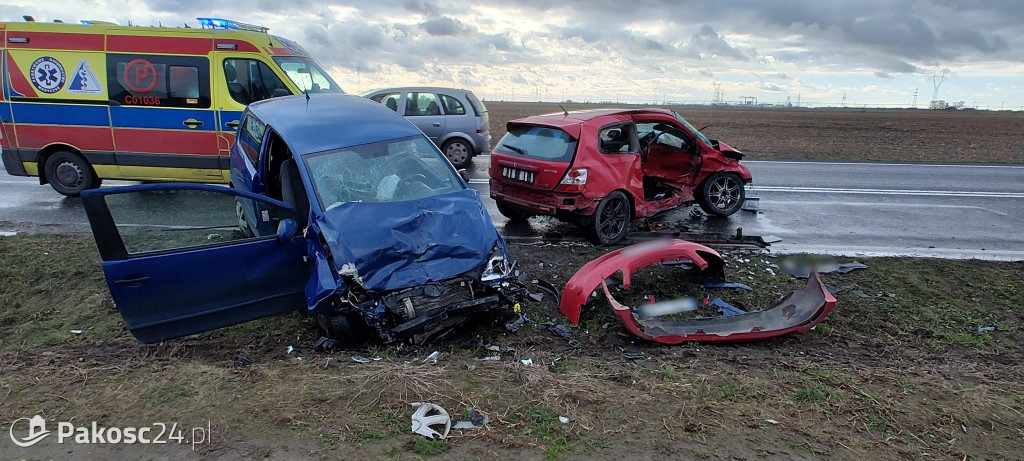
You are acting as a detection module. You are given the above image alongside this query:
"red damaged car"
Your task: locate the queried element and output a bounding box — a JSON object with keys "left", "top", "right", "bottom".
{"left": 489, "top": 108, "right": 752, "bottom": 244}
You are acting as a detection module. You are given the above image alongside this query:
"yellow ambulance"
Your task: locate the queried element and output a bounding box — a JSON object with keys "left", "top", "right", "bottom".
{"left": 1, "top": 17, "right": 343, "bottom": 195}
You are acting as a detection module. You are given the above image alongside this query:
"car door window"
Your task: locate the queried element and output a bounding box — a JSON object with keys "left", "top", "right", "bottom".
{"left": 238, "top": 114, "right": 266, "bottom": 164}
{"left": 405, "top": 92, "right": 441, "bottom": 116}
{"left": 371, "top": 92, "right": 401, "bottom": 112}
{"left": 100, "top": 187, "right": 293, "bottom": 256}
{"left": 439, "top": 94, "right": 465, "bottom": 115}
{"left": 636, "top": 122, "right": 691, "bottom": 151}
{"left": 598, "top": 124, "right": 636, "bottom": 153}
{"left": 223, "top": 58, "right": 289, "bottom": 105}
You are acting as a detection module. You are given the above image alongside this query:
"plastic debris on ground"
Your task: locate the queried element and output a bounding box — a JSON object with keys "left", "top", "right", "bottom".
{"left": 504, "top": 312, "right": 529, "bottom": 332}
{"left": 410, "top": 402, "right": 451, "bottom": 439}
{"left": 558, "top": 416, "right": 570, "bottom": 424}
{"left": 69, "top": 329, "right": 83, "bottom": 334}
{"left": 520, "top": 358, "right": 534, "bottom": 366}
{"left": 708, "top": 298, "right": 745, "bottom": 316}
{"left": 539, "top": 322, "right": 573, "bottom": 340}
{"left": 559, "top": 240, "right": 836, "bottom": 344}
{"left": 784, "top": 260, "right": 868, "bottom": 279}
{"left": 352, "top": 355, "right": 382, "bottom": 364}
{"left": 532, "top": 279, "right": 562, "bottom": 304}
{"left": 452, "top": 407, "right": 489, "bottom": 430}
{"left": 313, "top": 337, "right": 337, "bottom": 351}
{"left": 285, "top": 346, "right": 294, "bottom": 354}
{"left": 973, "top": 323, "right": 999, "bottom": 334}
{"left": 624, "top": 352, "right": 645, "bottom": 360}
{"left": 423, "top": 351, "right": 439, "bottom": 365}
{"left": 696, "top": 279, "right": 753, "bottom": 291}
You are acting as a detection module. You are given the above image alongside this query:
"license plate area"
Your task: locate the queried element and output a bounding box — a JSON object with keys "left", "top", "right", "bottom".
{"left": 502, "top": 167, "right": 535, "bottom": 184}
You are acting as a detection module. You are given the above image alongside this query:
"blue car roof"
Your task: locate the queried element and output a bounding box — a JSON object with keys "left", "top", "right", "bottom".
{"left": 246, "top": 94, "right": 423, "bottom": 155}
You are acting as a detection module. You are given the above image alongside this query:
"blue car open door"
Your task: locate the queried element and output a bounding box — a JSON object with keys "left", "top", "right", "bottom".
{"left": 81, "top": 183, "right": 309, "bottom": 343}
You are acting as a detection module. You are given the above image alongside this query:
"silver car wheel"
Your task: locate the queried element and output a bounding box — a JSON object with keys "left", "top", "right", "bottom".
{"left": 444, "top": 140, "right": 470, "bottom": 167}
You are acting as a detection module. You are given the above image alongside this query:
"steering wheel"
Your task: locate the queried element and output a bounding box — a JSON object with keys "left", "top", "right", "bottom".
{"left": 395, "top": 174, "right": 429, "bottom": 199}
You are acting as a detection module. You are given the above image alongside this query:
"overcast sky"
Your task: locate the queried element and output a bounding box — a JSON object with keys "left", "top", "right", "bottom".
{"left": 3, "top": 0, "right": 1023, "bottom": 108}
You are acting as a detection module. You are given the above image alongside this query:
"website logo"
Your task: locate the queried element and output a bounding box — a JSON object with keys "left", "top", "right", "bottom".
{"left": 9, "top": 415, "right": 51, "bottom": 447}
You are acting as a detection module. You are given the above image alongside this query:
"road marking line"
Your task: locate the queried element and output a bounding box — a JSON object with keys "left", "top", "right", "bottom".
{"left": 754, "top": 186, "right": 1024, "bottom": 198}
{"left": 744, "top": 160, "right": 1024, "bottom": 169}
{"left": 468, "top": 178, "right": 488, "bottom": 184}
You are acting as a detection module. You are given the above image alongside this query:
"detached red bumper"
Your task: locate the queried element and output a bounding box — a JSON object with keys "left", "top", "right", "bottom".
{"left": 559, "top": 239, "right": 836, "bottom": 344}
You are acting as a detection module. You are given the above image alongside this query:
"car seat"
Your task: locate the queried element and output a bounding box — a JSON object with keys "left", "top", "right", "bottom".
{"left": 224, "top": 63, "right": 251, "bottom": 104}
{"left": 280, "top": 159, "right": 309, "bottom": 225}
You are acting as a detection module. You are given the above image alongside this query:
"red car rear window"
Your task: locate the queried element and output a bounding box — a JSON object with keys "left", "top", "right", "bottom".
{"left": 494, "top": 126, "right": 577, "bottom": 162}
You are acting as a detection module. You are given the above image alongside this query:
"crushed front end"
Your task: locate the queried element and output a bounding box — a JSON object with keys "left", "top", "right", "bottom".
{"left": 305, "top": 189, "right": 525, "bottom": 344}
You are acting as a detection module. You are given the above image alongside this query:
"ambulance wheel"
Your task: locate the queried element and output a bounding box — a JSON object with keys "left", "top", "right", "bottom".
{"left": 44, "top": 151, "right": 99, "bottom": 197}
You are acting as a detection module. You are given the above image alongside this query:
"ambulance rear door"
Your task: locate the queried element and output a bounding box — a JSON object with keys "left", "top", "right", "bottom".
{"left": 2, "top": 23, "right": 113, "bottom": 179}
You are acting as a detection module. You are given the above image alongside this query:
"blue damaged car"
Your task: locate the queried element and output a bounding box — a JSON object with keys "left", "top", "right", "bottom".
{"left": 81, "top": 94, "right": 521, "bottom": 345}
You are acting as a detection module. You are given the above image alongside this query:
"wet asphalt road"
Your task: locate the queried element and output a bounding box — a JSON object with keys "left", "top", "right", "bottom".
{"left": 2, "top": 158, "right": 1023, "bottom": 259}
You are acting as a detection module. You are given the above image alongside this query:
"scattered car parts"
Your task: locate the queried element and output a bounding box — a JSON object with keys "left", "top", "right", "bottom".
{"left": 410, "top": 402, "right": 451, "bottom": 439}
{"left": 559, "top": 239, "right": 836, "bottom": 344}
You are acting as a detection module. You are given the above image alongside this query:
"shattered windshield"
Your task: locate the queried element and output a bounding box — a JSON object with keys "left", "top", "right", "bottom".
{"left": 673, "top": 112, "right": 711, "bottom": 146}
{"left": 272, "top": 56, "right": 343, "bottom": 94}
{"left": 304, "top": 136, "right": 463, "bottom": 210}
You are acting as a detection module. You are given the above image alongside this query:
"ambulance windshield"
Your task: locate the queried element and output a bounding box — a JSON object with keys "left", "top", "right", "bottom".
{"left": 273, "top": 57, "right": 344, "bottom": 94}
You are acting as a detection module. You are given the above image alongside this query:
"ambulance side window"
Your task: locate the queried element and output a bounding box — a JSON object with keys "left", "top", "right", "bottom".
{"left": 107, "top": 54, "right": 210, "bottom": 108}
{"left": 223, "top": 59, "right": 290, "bottom": 106}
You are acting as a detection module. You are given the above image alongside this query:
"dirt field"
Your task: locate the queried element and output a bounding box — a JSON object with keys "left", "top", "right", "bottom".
{"left": 484, "top": 102, "right": 1024, "bottom": 164}
{"left": 1, "top": 235, "right": 1022, "bottom": 460}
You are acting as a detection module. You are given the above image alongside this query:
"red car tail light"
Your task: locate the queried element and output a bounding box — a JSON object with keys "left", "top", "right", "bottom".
{"left": 556, "top": 168, "right": 587, "bottom": 192}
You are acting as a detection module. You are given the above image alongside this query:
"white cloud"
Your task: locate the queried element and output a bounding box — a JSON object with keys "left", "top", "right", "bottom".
{"left": 2, "top": 0, "right": 1023, "bottom": 106}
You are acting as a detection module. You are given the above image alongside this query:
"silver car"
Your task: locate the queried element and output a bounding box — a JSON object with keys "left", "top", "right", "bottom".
{"left": 361, "top": 87, "right": 490, "bottom": 168}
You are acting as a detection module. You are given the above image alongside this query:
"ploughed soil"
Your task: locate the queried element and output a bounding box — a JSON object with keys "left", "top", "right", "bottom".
{"left": 485, "top": 102, "right": 1024, "bottom": 164}
{"left": 1, "top": 235, "right": 1022, "bottom": 460}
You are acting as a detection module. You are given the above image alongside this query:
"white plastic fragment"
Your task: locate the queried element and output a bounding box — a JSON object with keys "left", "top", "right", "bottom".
{"left": 765, "top": 419, "right": 779, "bottom": 425}
{"left": 410, "top": 402, "right": 451, "bottom": 439}
{"left": 69, "top": 330, "right": 83, "bottom": 334}
{"left": 558, "top": 416, "right": 569, "bottom": 424}
{"left": 520, "top": 358, "right": 534, "bottom": 366}
{"left": 285, "top": 346, "right": 294, "bottom": 354}
{"left": 424, "top": 351, "right": 439, "bottom": 364}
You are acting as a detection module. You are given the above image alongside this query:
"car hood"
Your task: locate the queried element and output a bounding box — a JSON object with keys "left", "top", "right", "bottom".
{"left": 313, "top": 188, "right": 502, "bottom": 293}
{"left": 710, "top": 140, "right": 744, "bottom": 160}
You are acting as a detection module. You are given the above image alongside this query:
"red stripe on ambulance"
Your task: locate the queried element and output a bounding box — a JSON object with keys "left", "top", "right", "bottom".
{"left": 114, "top": 129, "right": 219, "bottom": 155}
{"left": 14, "top": 125, "right": 114, "bottom": 150}
{"left": 4, "top": 31, "right": 105, "bottom": 51}
{"left": 108, "top": 35, "right": 213, "bottom": 55}
{"left": 4, "top": 53, "right": 38, "bottom": 98}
